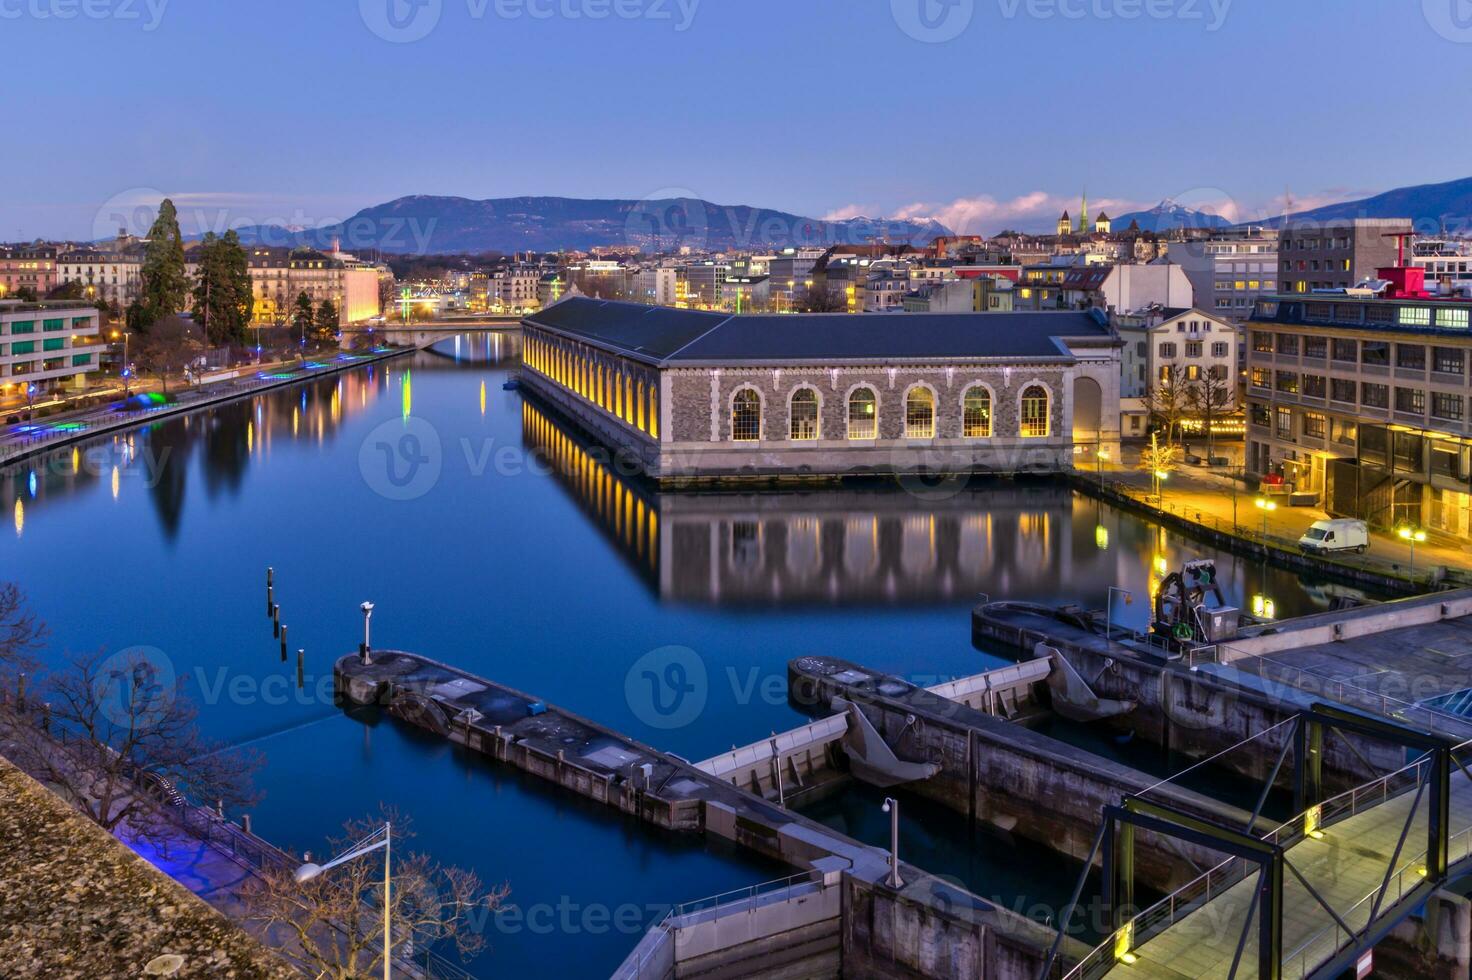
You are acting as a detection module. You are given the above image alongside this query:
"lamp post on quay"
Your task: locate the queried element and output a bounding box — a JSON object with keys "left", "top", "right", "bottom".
{"left": 294, "top": 821, "right": 393, "bottom": 980}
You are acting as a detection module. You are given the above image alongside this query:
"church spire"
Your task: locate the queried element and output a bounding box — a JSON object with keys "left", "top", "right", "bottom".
{"left": 1078, "top": 189, "right": 1089, "bottom": 235}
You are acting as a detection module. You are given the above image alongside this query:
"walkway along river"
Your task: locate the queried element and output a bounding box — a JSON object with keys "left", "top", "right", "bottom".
{"left": 0, "top": 333, "right": 1393, "bottom": 977}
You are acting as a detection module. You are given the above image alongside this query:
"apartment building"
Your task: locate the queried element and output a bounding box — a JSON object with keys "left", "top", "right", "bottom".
{"left": 0, "top": 246, "right": 58, "bottom": 298}
{"left": 0, "top": 300, "right": 105, "bottom": 396}
{"left": 1116, "top": 307, "right": 1239, "bottom": 440}
{"left": 1278, "top": 218, "right": 1407, "bottom": 294}
{"left": 57, "top": 249, "right": 143, "bottom": 307}
{"left": 1245, "top": 272, "right": 1472, "bottom": 540}
{"left": 632, "top": 267, "right": 677, "bottom": 307}
{"left": 1167, "top": 229, "right": 1279, "bottom": 319}
{"left": 247, "top": 246, "right": 381, "bottom": 325}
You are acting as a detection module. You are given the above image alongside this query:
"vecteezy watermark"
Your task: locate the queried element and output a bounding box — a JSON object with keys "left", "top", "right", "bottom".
{"left": 0, "top": 0, "right": 169, "bottom": 31}
{"left": 1423, "top": 0, "right": 1472, "bottom": 42}
{"left": 93, "top": 187, "right": 439, "bottom": 254}
{"left": 93, "top": 645, "right": 176, "bottom": 728}
{"left": 358, "top": 416, "right": 444, "bottom": 501}
{"left": 624, "top": 645, "right": 707, "bottom": 730}
{"left": 891, "top": 0, "right": 974, "bottom": 43}
{"left": 359, "top": 0, "right": 700, "bottom": 43}
{"left": 996, "top": 0, "right": 1231, "bottom": 31}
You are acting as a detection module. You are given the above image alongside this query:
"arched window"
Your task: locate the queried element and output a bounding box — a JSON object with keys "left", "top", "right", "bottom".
{"left": 648, "top": 386, "right": 659, "bottom": 438}
{"left": 963, "top": 386, "right": 992, "bottom": 438}
{"left": 732, "top": 389, "right": 761, "bottom": 441}
{"left": 904, "top": 387, "right": 934, "bottom": 439}
{"left": 790, "top": 388, "right": 819, "bottom": 440}
{"left": 1020, "top": 385, "right": 1050, "bottom": 438}
{"left": 848, "top": 387, "right": 877, "bottom": 440}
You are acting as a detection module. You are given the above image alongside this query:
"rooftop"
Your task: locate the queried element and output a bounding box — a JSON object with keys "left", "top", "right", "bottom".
{"left": 523, "top": 297, "right": 1114, "bottom": 366}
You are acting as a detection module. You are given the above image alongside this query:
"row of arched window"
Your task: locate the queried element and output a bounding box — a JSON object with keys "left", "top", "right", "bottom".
{"left": 729, "top": 384, "right": 1051, "bottom": 442}
{"left": 524, "top": 333, "right": 659, "bottom": 439}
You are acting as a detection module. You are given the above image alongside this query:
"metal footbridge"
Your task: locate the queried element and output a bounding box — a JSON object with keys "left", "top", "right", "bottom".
{"left": 1048, "top": 704, "right": 1472, "bottom": 980}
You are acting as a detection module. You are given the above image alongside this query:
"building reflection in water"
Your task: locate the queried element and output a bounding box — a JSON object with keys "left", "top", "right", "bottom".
{"left": 521, "top": 397, "right": 1377, "bottom": 617}
{"left": 0, "top": 333, "right": 520, "bottom": 541}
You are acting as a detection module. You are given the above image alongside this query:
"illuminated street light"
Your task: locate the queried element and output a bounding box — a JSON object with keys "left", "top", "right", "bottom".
{"left": 1397, "top": 524, "right": 1428, "bottom": 582}
{"left": 1253, "top": 496, "right": 1277, "bottom": 538}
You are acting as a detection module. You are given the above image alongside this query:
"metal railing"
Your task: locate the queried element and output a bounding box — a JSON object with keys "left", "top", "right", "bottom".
{"left": 1061, "top": 753, "right": 1448, "bottom": 980}
{"left": 609, "top": 870, "right": 822, "bottom": 980}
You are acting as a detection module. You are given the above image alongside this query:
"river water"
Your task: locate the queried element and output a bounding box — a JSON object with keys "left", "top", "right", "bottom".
{"left": 1, "top": 333, "right": 1381, "bottom": 976}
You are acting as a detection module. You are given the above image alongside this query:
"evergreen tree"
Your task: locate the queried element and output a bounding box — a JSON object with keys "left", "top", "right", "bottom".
{"left": 139, "top": 199, "right": 189, "bottom": 327}
{"left": 193, "top": 230, "right": 254, "bottom": 346}
{"left": 314, "top": 299, "right": 339, "bottom": 343}
{"left": 291, "top": 291, "right": 315, "bottom": 338}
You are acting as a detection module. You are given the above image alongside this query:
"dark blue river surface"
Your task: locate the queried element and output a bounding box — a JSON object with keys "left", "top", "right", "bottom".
{"left": 1, "top": 334, "right": 1381, "bottom": 977}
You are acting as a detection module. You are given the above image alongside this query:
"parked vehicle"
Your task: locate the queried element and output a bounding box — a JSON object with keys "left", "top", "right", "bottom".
{"left": 1298, "top": 519, "right": 1369, "bottom": 555}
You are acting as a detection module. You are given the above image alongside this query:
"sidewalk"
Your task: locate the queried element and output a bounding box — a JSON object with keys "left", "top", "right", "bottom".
{"left": 1090, "top": 443, "right": 1472, "bottom": 589}
{"left": 1, "top": 346, "right": 410, "bottom": 467}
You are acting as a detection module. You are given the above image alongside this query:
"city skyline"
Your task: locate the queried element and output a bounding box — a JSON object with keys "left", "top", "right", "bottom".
{"left": 6, "top": 0, "right": 1472, "bottom": 240}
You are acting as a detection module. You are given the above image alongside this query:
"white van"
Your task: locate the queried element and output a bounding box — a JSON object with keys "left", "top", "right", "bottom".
{"left": 1298, "top": 519, "right": 1369, "bottom": 555}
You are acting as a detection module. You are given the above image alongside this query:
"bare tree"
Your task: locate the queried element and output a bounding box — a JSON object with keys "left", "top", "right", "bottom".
{"left": 137, "top": 314, "right": 204, "bottom": 394}
{"left": 1186, "top": 367, "right": 1235, "bottom": 462}
{"left": 793, "top": 284, "right": 848, "bottom": 313}
{"left": 241, "top": 809, "right": 508, "bottom": 979}
{"left": 1142, "top": 365, "right": 1190, "bottom": 445}
{"left": 4, "top": 647, "right": 259, "bottom": 844}
{"left": 0, "top": 582, "right": 45, "bottom": 684}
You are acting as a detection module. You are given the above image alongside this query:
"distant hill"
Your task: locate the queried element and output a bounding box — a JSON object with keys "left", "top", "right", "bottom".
{"left": 1262, "top": 176, "right": 1472, "bottom": 230}
{"left": 1111, "top": 199, "right": 1232, "bottom": 233}
{"left": 227, "top": 195, "right": 952, "bottom": 255}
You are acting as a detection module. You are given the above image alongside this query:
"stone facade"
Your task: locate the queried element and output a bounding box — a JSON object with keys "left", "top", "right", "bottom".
{"left": 521, "top": 310, "right": 1121, "bottom": 484}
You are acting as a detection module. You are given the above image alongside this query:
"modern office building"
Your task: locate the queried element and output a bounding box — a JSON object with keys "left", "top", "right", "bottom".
{"left": 520, "top": 297, "right": 1121, "bottom": 483}
{"left": 1245, "top": 268, "right": 1472, "bottom": 540}
{"left": 0, "top": 300, "right": 105, "bottom": 397}
{"left": 1278, "top": 218, "right": 1408, "bottom": 294}
{"left": 1167, "top": 229, "right": 1279, "bottom": 319}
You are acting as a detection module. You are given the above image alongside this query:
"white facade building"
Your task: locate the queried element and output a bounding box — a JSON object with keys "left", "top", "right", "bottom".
{"left": 0, "top": 301, "right": 105, "bottom": 396}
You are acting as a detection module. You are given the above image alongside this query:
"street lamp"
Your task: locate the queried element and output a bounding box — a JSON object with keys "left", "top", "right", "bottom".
{"left": 1253, "top": 496, "right": 1277, "bottom": 538}
{"left": 360, "top": 601, "right": 375, "bottom": 665}
{"left": 294, "top": 821, "right": 392, "bottom": 980}
{"left": 881, "top": 797, "right": 902, "bottom": 888}
{"left": 1397, "top": 524, "right": 1427, "bottom": 582}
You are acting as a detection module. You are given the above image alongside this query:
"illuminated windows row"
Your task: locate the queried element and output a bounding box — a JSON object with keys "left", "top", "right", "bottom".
{"left": 524, "top": 334, "right": 659, "bottom": 439}
{"left": 728, "top": 384, "right": 1049, "bottom": 442}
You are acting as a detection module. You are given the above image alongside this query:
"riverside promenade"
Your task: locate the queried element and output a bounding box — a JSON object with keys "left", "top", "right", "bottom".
{"left": 1082, "top": 443, "right": 1472, "bottom": 593}
{"left": 0, "top": 346, "right": 412, "bottom": 468}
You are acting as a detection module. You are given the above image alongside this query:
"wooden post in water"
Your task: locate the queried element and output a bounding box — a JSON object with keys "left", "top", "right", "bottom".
{"left": 266, "top": 567, "right": 273, "bottom": 614}
{"left": 272, "top": 604, "right": 280, "bottom": 638}
{"left": 297, "top": 649, "right": 305, "bottom": 690}
{"left": 280, "top": 626, "right": 288, "bottom": 662}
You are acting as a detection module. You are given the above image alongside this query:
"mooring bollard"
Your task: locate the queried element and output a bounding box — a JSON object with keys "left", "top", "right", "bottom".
{"left": 297, "top": 649, "right": 305, "bottom": 690}
{"left": 280, "top": 626, "right": 288, "bottom": 662}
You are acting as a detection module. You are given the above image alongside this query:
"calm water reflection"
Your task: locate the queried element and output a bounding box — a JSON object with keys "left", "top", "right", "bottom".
{"left": 1, "top": 334, "right": 1381, "bottom": 977}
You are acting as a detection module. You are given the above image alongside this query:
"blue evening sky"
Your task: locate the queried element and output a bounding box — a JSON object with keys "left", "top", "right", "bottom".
{"left": 6, "top": 0, "right": 1471, "bottom": 240}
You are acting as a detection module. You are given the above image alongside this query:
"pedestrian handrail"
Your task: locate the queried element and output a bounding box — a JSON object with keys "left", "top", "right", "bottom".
{"left": 1060, "top": 753, "right": 1441, "bottom": 980}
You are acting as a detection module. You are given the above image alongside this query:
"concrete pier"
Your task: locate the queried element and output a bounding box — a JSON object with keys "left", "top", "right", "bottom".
{"left": 971, "top": 601, "right": 1402, "bottom": 791}
{"left": 334, "top": 650, "right": 1082, "bottom": 979}
{"left": 788, "top": 655, "right": 1255, "bottom": 891}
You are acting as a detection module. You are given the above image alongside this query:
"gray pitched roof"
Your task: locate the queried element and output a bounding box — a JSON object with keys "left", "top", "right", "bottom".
{"left": 524, "top": 297, "right": 1111, "bottom": 366}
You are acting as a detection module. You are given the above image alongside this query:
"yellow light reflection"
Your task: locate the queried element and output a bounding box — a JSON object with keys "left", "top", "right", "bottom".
{"left": 402, "top": 371, "right": 412, "bottom": 419}
{"left": 71, "top": 446, "right": 80, "bottom": 474}
{"left": 480, "top": 380, "right": 487, "bottom": 416}
{"left": 111, "top": 466, "right": 120, "bottom": 500}
{"left": 12, "top": 498, "right": 22, "bottom": 537}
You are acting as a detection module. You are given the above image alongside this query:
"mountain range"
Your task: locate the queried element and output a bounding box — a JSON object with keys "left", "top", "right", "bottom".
{"left": 1257, "top": 175, "right": 1472, "bottom": 231}
{"left": 228, "top": 195, "right": 952, "bottom": 255}
{"left": 219, "top": 177, "right": 1472, "bottom": 256}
